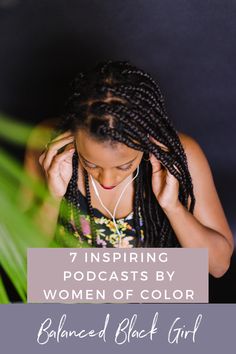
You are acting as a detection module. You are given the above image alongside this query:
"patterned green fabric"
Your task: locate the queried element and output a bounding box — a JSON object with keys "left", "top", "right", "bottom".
{"left": 54, "top": 191, "right": 144, "bottom": 248}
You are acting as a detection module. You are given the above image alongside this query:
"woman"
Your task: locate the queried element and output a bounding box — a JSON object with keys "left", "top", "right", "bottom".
{"left": 30, "top": 60, "right": 233, "bottom": 277}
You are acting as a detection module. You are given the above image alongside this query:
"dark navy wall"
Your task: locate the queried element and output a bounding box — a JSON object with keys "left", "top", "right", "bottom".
{"left": 0, "top": 0, "right": 235, "bottom": 302}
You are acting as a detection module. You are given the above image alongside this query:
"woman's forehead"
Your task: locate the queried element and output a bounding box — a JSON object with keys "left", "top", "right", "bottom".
{"left": 75, "top": 129, "right": 141, "bottom": 165}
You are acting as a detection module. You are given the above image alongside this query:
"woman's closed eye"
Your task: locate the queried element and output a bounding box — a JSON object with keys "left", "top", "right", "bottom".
{"left": 83, "top": 161, "right": 97, "bottom": 169}
{"left": 83, "top": 160, "right": 133, "bottom": 171}
{"left": 117, "top": 164, "right": 133, "bottom": 171}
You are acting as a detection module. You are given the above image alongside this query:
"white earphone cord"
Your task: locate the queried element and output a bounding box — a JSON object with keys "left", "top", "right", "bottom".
{"left": 90, "top": 166, "right": 139, "bottom": 246}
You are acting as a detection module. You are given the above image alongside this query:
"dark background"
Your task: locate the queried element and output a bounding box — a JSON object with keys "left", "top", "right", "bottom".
{"left": 0, "top": 0, "right": 235, "bottom": 302}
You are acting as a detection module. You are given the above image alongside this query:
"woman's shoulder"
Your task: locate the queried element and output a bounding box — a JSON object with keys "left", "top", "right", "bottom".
{"left": 177, "top": 131, "right": 207, "bottom": 165}
{"left": 26, "top": 117, "right": 60, "bottom": 151}
{"left": 177, "top": 131, "right": 200, "bottom": 151}
{"left": 24, "top": 117, "right": 60, "bottom": 183}
{"left": 176, "top": 131, "right": 215, "bottom": 188}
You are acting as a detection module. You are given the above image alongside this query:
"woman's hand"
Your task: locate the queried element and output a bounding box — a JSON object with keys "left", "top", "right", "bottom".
{"left": 149, "top": 138, "right": 181, "bottom": 213}
{"left": 150, "top": 154, "right": 180, "bottom": 212}
{"left": 39, "top": 131, "right": 75, "bottom": 199}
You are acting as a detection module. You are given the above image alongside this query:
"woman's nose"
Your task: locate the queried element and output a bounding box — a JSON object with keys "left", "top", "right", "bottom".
{"left": 98, "top": 170, "right": 117, "bottom": 187}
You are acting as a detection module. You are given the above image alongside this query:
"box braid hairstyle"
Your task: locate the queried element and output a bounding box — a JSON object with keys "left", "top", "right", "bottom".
{"left": 57, "top": 60, "right": 195, "bottom": 247}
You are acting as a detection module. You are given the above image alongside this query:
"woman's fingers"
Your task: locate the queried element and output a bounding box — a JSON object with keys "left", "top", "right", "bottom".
{"left": 149, "top": 136, "right": 169, "bottom": 152}
{"left": 46, "top": 134, "right": 74, "bottom": 152}
{"left": 173, "top": 164, "right": 181, "bottom": 174}
{"left": 149, "top": 153, "right": 163, "bottom": 173}
{"left": 48, "top": 148, "right": 75, "bottom": 177}
{"left": 46, "top": 148, "right": 75, "bottom": 198}
{"left": 37, "top": 130, "right": 75, "bottom": 198}
{"left": 40, "top": 135, "right": 75, "bottom": 172}
{"left": 165, "top": 169, "right": 179, "bottom": 186}
{"left": 149, "top": 153, "right": 165, "bottom": 196}
{"left": 52, "top": 130, "right": 72, "bottom": 141}
{"left": 39, "top": 151, "right": 45, "bottom": 165}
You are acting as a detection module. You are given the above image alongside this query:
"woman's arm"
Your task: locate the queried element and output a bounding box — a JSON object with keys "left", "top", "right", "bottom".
{"left": 164, "top": 133, "right": 234, "bottom": 278}
{"left": 18, "top": 119, "right": 63, "bottom": 239}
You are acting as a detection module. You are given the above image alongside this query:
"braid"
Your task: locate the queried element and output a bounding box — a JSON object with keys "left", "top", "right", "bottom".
{"left": 57, "top": 60, "right": 195, "bottom": 247}
{"left": 58, "top": 152, "right": 83, "bottom": 238}
{"left": 84, "top": 168, "right": 97, "bottom": 246}
{"left": 133, "top": 160, "right": 144, "bottom": 247}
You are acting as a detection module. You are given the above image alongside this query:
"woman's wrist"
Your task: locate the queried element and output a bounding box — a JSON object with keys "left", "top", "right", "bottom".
{"left": 161, "top": 200, "right": 184, "bottom": 217}
{"left": 34, "top": 191, "right": 63, "bottom": 239}
{"left": 43, "top": 193, "right": 63, "bottom": 209}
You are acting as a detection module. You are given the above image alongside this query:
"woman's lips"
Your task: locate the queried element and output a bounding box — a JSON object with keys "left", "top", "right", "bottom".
{"left": 100, "top": 184, "right": 116, "bottom": 190}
